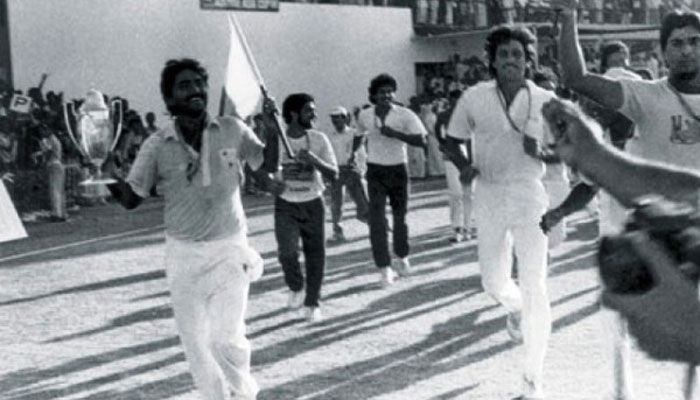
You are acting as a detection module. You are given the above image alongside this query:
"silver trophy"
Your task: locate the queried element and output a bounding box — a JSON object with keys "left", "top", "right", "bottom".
{"left": 63, "top": 89, "right": 123, "bottom": 185}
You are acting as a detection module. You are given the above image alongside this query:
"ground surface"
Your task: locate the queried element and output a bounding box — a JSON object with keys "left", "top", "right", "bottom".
{"left": 0, "top": 178, "right": 691, "bottom": 400}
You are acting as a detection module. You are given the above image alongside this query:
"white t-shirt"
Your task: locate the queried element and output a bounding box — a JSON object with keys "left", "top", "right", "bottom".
{"left": 357, "top": 105, "right": 427, "bottom": 166}
{"left": 326, "top": 126, "right": 361, "bottom": 167}
{"left": 446, "top": 80, "right": 556, "bottom": 184}
{"left": 276, "top": 129, "right": 337, "bottom": 203}
{"left": 598, "top": 67, "right": 642, "bottom": 233}
{"left": 619, "top": 78, "right": 700, "bottom": 170}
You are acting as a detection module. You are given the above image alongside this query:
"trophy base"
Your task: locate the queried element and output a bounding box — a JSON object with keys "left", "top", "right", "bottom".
{"left": 80, "top": 178, "right": 117, "bottom": 186}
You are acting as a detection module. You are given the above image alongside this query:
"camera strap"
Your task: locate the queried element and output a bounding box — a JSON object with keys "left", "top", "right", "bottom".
{"left": 496, "top": 83, "right": 532, "bottom": 136}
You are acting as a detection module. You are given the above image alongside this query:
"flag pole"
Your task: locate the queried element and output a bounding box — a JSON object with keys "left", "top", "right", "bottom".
{"left": 229, "top": 13, "right": 294, "bottom": 159}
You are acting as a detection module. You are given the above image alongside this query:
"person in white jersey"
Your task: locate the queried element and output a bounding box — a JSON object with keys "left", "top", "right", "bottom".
{"left": 265, "top": 93, "right": 338, "bottom": 323}
{"left": 435, "top": 89, "right": 474, "bottom": 243}
{"left": 556, "top": 4, "right": 700, "bottom": 398}
{"left": 103, "top": 58, "right": 284, "bottom": 400}
{"left": 356, "top": 73, "right": 428, "bottom": 287}
{"left": 446, "top": 25, "right": 557, "bottom": 399}
{"left": 326, "top": 106, "right": 368, "bottom": 243}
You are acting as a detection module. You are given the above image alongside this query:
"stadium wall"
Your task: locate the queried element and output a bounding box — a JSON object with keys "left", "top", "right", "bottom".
{"left": 7, "top": 1, "right": 420, "bottom": 133}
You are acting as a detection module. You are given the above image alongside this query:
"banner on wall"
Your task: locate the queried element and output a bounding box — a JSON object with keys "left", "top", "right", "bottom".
{"left": 200, "top": 0, "right": 279, "bottom": 12}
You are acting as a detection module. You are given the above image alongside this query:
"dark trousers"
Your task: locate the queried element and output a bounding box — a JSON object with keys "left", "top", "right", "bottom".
{"left": 366, "top": 163, "right": 410, "bottom": 268}
{"left": 329, "top": 166, "right": 369, "bottom": 234}
{"left": 274, "top": 196, "right": 326, "bottom": 307}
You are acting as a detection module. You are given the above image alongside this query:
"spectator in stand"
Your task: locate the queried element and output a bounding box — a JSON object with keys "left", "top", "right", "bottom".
{"left": 37, "top": 122, "right": 67, "bottom": 222}
{"left": 0, "top": 117, "right": 16, "bottom": 173}
{"left": 475, "top": 0, "right": 488, "bottom": 26}
{"left": 445, "top": 0, "right": 457, "bottom": 25}
{"left": 500, "top": 0, "right": 516, "bottom": 23}
{"left": 417, "top": 0, "right": 429, "bottom": 23}
{"left": 457, "top": 0, "right": 472, "bottom": 27}
{"left": 647, "top": 0, "right": 661, "bottom": 23}
{"left": 429, "top": 0, "right": 440, "bottom": 24}
{"left": 145, "top": 111, "right": 159, "bottom": 135}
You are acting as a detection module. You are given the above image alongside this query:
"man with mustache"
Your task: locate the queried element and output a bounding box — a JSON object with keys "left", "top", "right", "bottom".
{"left": 102, "top": 58, "right": 284, "bottom": 400}
{"left": 556, "top": 4, "right": 700, "bottom": 399}
{"left": 264, "top": 93, "right": 338, "bottom": 323}
{"left": 356, "top": 73, "right": 428, "bottom": 287}
{"left": 445, "top": 25, "right": 557, "bottom": 399}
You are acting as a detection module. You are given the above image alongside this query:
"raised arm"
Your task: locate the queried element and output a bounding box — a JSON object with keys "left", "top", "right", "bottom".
{"left": 555, "top": 0, "right": 625, "bottom": 110}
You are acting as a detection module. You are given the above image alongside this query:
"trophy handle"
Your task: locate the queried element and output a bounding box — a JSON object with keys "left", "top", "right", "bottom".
{"left": 110, "top": 99, "right": 124, "bottom": 153}
{"left": 63, "top": 102, "right": 91, "bottom": 162}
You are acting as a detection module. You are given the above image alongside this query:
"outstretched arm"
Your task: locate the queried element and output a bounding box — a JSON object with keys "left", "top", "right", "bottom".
{"left": 542, "top": 98, "right": 700, "bottom": 207}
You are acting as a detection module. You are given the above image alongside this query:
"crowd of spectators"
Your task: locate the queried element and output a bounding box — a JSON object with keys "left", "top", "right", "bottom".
{"left": 0, "top": 75, "right": 159, "bottom": 218}
{"left": 285, "top": 0, "right": 689, "bottom": 27}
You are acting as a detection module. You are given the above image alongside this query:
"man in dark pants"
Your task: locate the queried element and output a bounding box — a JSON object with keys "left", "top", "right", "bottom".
{"left": 264, "top": 93, "right": 338, "bottom": 323}
{"left": 356, "top": 74, "right": 428, "bottom": 287}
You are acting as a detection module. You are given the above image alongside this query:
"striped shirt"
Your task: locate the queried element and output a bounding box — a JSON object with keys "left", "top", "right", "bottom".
{"left": 127, "top": 116, "right": 264, "bottom": 242}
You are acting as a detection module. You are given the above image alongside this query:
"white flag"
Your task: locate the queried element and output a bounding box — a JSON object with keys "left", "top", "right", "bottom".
{"left": 222, "top": 14, "right": 262, "bottom": 119}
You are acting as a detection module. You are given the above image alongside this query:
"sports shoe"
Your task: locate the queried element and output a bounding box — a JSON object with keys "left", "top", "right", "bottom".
{"left": 448, "top": 229, "right": 464, "bottom": 243}
{"left": 328, "top": 231, "right": 346, "bottom": 243}
{"left": 506, "top": 312, "right": 524, "bottom": 344}
{"left": 305, "top": 306, "right": 322, "bottom": 323}
{"left": 286, "top": 290, "right": 304, "bottom": 310}
{"left": 515, "top": 375, "right": 545, "bottom": 399}
{"left": 393, "top": 257, "right": 412, "bottom": 277}
{"left": 378, "top": 267, "right": 396, "bottom": 288}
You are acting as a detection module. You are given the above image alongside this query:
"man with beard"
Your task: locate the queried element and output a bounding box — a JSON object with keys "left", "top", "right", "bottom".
{"left": 556, "top": 5, "right": 700, "bottom": 399}
{"left": 264, "top": 93, "right": 338, "bottom": 323}
{"left": 356, "top": 74, "right": 428, "bottom": 287}
{"left": 102, "top": 58, "right": 283, "bottom": 400}
{"left": 445, "top": 26, "right": 557, "bottom": 399}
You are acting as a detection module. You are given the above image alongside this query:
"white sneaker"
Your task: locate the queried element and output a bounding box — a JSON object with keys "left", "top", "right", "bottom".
{"left": 506, "top": 312, "right": 524, "bottom": 344}
{"left": 518, "top": 375, "right": 545, "bottom": 399}
{"left": 379, "top": 267, "right": 396, "bottom": 288}
{"left": 393, "top": 257, "right": 412, "bottom": 277}
{"left": 286, "top": 290, "right": 304, "bottom": 310}
{"left": 305, "top": 306, "right": 322, "bottom": 323}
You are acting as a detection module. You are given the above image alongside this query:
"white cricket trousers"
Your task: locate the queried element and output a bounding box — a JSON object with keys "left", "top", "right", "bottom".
{"left": 444, "top": 161, "right": 472, "bottom": 231}
{"left": 165, "top": 235, "right": 259, "bottom": 400}
{"left": 473, "top": 179, "right": 551, "bottom": 385}
{"left": 543, "top": 180, "right": 570, "bottom": 249}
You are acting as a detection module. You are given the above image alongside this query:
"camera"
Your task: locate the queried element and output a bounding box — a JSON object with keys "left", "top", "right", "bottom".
{"left": 598, "top": 195, "right": 700, "bottom": 294}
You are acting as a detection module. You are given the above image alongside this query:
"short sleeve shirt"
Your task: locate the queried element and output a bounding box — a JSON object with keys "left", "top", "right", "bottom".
{"left": 619, "top": 78, "right": 700, "bottom": 170}
{"left": 446, "top": 80, "right": 556, "bottom": 184}
{"left": 276, "top": 129, "right": 337, "bottom": 203}
{"left": 126, "top": 116, "right": 264, "bottom": 242}
{"left": 357, "top": 105, "right": 427, "bottom": 166}
{"left": 326, "top": 127, "right": 361, "bottom": 167}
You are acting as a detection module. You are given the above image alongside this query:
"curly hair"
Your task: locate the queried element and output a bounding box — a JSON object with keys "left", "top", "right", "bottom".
{"left": 484, "top": 25, "right": 537, "bottom": 79}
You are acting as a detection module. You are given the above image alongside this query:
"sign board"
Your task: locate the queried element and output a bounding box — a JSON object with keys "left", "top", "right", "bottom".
{"left": 200, "top": 0, "right": 279, "bottom": 11}
{"left": 9, "top": 94, "right": 32, "bottom": 114}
